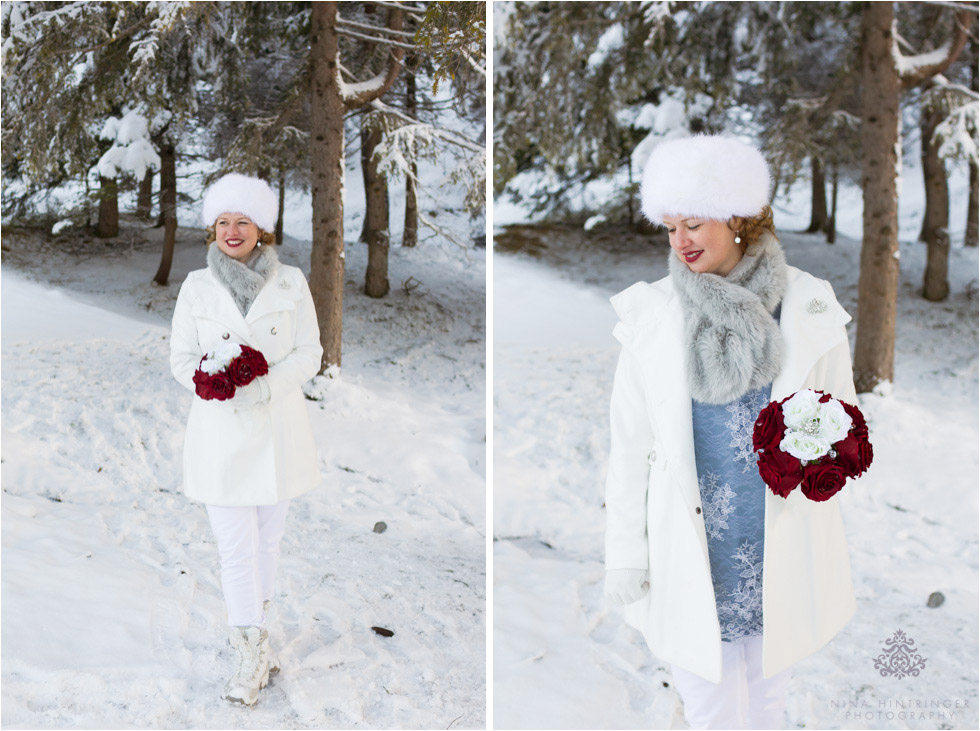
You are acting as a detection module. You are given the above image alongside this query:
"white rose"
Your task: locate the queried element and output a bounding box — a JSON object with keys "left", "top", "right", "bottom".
{"left": 201, "top": 342, "right": 243, "bottom": 373}
{"left": 779, "top": 431, "right": 832, "bottom": 462}
{"left": 781, "top": 389, "right": 821, "bottom": 430}
{"left": 817, "top": 399, "right": 853, "bottom": 444}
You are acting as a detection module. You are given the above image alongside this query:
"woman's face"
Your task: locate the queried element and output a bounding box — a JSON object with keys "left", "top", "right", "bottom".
{"left": 663, "top": 215, "right": 743, "bottom": 277}
{"left": 214, "top": 212, "right": 260, "bottom": 262}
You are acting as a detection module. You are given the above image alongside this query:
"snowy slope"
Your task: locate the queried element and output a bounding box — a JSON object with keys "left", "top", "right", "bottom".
{"left": 493, "top": 224, "right": 978, "bottom": 729}
{"left": 1, "top": 209, "right": 486, "bottom": 727}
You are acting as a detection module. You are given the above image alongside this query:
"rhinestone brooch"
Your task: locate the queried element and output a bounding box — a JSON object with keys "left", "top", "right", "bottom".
{"left": 279, "top": 279, "right": 291, "bottom": 289}
{"left": 806, "top": 298, "right": 828, "bottom": 314}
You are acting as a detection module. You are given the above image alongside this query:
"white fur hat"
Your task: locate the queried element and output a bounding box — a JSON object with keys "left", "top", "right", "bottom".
{"left": 201, "top": 173, "right": 277, "bottom": 231}
{"left": 639, "top": 135, "right": 772, "bottom": 225}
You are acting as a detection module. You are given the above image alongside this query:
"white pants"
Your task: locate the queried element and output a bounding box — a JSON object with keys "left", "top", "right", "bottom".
{"left": 205, "top": 501, "right": 291, "bottom": 628}
{"left": 669, "top": 635, "right": 793, "bottom": 730}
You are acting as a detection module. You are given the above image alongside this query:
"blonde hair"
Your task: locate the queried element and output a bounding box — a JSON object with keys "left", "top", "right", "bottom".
{"left": 204, "top": 224, "right": 276, "bottom": 247}
{"left": 727, "top": 205, "right": 775, "bottom": 248}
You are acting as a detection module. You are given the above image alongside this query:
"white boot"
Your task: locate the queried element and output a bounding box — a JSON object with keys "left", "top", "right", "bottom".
{"left": 224, "top": 626, "right": 271, "bottom": 706}
{"left": 263, "top": 600, "right": 280, "bottom": 675}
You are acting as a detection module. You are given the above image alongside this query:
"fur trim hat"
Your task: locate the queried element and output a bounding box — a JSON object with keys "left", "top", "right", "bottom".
{"left": 202, "top": 173, "right": 277, "bottom": 232}
{"left": 639, "top": 135, "right": 772, "bottom": 225}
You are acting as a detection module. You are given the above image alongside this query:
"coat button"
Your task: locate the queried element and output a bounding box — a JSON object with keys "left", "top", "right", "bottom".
{"left": 221, "top": 332, "right": 230, "bottom": 340}
{"left": 271, "top": 326, "right": 277, "bottom": 335}
{"left": 647, "top": 449, "right": 656, "bottom": 465}
{"left": 695, "top": 506, "right": 702, "bottom": 515}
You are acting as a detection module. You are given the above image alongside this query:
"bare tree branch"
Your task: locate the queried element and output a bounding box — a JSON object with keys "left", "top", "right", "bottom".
{"left": 900, "top": 10, "right": 973, "bottom": 89}
{"left": 336, "top": 16, "right": 417, "bottom": 39}
{"left": 342, "top": 7, "right": 405, "bottom": 110}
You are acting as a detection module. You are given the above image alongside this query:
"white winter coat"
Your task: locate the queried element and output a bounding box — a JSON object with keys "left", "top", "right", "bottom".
{"left": 605, "top": 264, "right": 859, "bottom": 683}
{"left": 169, "top": 261, "right": 323, "bottom": 506}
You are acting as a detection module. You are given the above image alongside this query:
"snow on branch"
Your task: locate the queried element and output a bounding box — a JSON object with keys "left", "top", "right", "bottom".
{"left": 95, "top": 109, "right": 161, "bottom": 180}
{"left": 934, "top": 102, "right": 978, "bottom": 164}
{"left": 368, "top": 99, "right": 483, "bottom": 153}
{"left": 336, "top": 16, "right": 418, "bottom": 39}
{"left": 129, "top": 2, "right": 190, "bottom": 80}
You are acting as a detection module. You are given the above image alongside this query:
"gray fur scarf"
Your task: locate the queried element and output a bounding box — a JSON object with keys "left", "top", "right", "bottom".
{"left": 207, "top": 243, "right": 280, "bottom": 317}
{"left": 668, "top": 230, "right": 787, "bottom": 404}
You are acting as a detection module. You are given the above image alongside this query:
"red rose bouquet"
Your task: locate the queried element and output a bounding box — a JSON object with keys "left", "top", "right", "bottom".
{"left": 193, "top": 342, "right": 269, "bottom": 401}
{"left": 752, "top": 389, "right": 872, "bottom": 502}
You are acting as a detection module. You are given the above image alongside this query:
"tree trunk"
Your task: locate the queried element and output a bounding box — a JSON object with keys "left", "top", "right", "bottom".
{"left": 920, "top": 102, "right": 950, "bottom": 299}
{"left": 362, "top": 119, "right": 390, "bottom": 298}
{"left": 276, "top": 169, "right": 286, "bottom": 246}
{"left": 918, "top": 104, "right": 948, "bottom": 244}
{"left": 153, "top": 143, "right": 177, "bottom": 286}
{"left": 967, "top": 160, "right": 978, "bottom": 247}
{"left": 825, "top": 165, "right": 838, "bottom": 244}
{"left": 806, "top": 156, "right": 828, "bottom": 233}
{"left": 626, "top": 154, "right": 635, "bottom": 227}
{"left": 923, "top": 226, "right": 951, "bottom": 301}
{"left": 96, "top": 176, "right": 119, "bottom": 238}
{"left": 136, "top": 169, "right": 153, "bottom": 219}
{"left": 309, "top": 1, "right": 347, "bottom": 371}
{"left": 853, "top": 2, "right": 901, "bottom": 394}
{"left": 403, "top": 56, "right": 418, "bottom": 247}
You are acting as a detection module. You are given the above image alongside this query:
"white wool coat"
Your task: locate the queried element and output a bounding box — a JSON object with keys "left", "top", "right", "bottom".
{"left": 605, "top": 264, "right": 859, "bottom": 683}
{"left": 169, "top": 262, "right": 323, "bottom": 506}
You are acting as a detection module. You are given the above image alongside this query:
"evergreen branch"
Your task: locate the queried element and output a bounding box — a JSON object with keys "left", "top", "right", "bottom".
{"left": 56, "top": 16, "right": 153, "bottom": 62}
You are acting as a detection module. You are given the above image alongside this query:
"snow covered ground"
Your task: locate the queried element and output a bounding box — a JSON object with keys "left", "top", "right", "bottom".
{"left": 1, "top": 206, "right": 486, "bottom": 727}
{"left": 493, "top": 218, "right": 979, "bottom": 729}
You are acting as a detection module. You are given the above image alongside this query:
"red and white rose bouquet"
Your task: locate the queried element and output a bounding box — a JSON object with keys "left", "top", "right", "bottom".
{"left": 752, "top": 389, "right": 873, "bottom": 502}
{"left": 192, "top": 342, "right": 269, "bottom": 401}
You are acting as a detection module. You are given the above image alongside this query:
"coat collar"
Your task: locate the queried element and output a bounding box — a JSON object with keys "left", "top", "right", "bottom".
{"left": 613, "top": 264, "right": 851, "bottom": 514}
{"left": 193, "top": 268, "right": 299, "bottom": 346}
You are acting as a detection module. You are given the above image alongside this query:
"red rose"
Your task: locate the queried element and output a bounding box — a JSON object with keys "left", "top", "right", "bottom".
{"left": 833, "top": 433, "right": 864, "bottom": 477}
{"left": 841, "top": 401, "right": 869, "bottom": 441}
{"left": 753, "top": 402, "right": 786, "bottom": 452}
{"left": 228, "top": 346, "right": 269, "bottom": 386}
{"left": 857, "top": 436, "right": 874, "bottom": 473}
{"left": 758, "top": 448, "right": 804, "bottom": 498}
{"left": 193, "top": 369, "right": 236, "bottom": 401}
{"left": 800, "top": 460, "right": 848, "bottom": 502}
{"left": 815, "top": 390, "right": 833, "bottom": 403}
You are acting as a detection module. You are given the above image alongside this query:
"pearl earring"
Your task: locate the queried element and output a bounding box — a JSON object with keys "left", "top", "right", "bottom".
{"left": 257, "top": 241, "right": 262, "bottom": 248}
{"left": 734, "top": 232, "right": 742, "bottom": 244}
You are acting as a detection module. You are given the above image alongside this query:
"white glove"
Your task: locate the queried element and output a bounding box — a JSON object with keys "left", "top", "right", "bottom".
{"left": 604, "top": 569, "right": 650, "bottom": 605}
{"left": 231, "top": 377, "right": 270, "bottom": 409}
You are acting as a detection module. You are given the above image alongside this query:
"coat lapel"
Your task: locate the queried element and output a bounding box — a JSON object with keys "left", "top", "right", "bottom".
{"left": 196, "top": 270, "right": 256, "bottom": 346}
{"left": 770, "top": 267, "right": 851, "bottom": 400}
{"left": 246, "top": 278, "right": 298, "bottom": 324}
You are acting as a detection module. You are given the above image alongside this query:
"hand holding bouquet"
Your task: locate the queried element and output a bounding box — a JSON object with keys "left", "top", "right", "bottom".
{"left": 752, "top": 389, "right": 872, "bottom": 502}
{"left": 192, "top": 342, "right": 269, "bottom": 401}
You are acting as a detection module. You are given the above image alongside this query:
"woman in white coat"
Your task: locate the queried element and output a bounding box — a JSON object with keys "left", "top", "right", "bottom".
{"left": 604, "top": 136, "right": 859, "bottom": 730}
{"left": 170, "top": 173, "right": 323, "bottom": 706}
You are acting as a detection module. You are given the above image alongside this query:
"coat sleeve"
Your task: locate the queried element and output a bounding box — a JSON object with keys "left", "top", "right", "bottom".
{"left": 265, "top": 270, "right": 323, "bottom": 402}
{"left": 170, "top": 277, "right": 202, "bottom": 393}
{"left": 604, "top": 344, "right": 655, "bottom": 572}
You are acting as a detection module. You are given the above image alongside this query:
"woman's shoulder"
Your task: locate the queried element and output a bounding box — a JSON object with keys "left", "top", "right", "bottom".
{"left": 784, "top": 265, "right": 851, "bottom": 325}
{"left": 610, "top": 275, "right": 673, "bottom": 322}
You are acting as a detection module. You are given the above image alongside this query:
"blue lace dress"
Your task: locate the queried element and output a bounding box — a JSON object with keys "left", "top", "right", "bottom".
{"left": 691, "top": 303, "right": 781, "bottom": 643}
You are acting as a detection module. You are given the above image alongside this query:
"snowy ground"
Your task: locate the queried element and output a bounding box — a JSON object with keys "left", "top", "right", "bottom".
{"left": 492, "top": 223, "right": 979, "bottom": 729}
{"left": 1, "top": 216, "right": 486, "bottom": 728}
